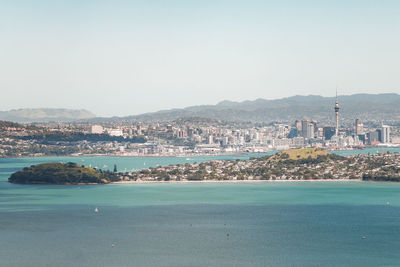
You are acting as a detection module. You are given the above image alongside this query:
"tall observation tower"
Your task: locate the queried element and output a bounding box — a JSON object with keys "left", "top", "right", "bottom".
{"left": 334, "top": 90, "right": 340, "bottom": 136}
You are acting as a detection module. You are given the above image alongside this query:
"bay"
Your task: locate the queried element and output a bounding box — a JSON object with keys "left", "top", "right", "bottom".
{"left": 1, "top": 148, "right": 400, "bottom": 266}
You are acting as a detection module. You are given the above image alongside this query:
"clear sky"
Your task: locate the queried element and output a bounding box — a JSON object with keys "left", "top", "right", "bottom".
{"left": 1, "top": 0, "right": 399, "bottom": 116}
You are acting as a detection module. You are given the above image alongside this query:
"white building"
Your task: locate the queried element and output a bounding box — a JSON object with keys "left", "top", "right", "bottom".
{"left": 108, "top": 129, "right": 123, "bottom": 137}
{"left": 382, "top": 125, "right": 391, "bottom": 143}
{"left": 91, "top": 125, "right": 104, "bottom": 134}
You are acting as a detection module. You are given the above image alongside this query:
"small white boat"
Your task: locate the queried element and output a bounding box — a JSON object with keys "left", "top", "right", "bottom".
{"left": 94, "top": 207, "right": 99, "bottom": 213}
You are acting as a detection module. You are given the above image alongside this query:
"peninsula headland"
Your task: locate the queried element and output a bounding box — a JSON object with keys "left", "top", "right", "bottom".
{"left": 9, "top": 148, "right": 400, "bottom": 184}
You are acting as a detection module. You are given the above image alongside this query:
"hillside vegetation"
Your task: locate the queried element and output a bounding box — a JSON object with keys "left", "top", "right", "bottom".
{"left": 270, "top": 148, "right": 329, "bottom": 161}
{"left": 98, "top": 93, "right": 400, "bottom": 123}
{"left": 8, "top": 162, "right": 119, "bottom": 184}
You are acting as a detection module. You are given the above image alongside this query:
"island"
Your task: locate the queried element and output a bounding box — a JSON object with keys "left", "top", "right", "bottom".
{"left": 8, "top": 162, "right": 120, "bottom": 184}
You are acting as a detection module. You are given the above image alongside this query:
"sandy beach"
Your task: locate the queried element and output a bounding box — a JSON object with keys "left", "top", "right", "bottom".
{"left": 111, "top": 178, "right": 360, "bottom": 184}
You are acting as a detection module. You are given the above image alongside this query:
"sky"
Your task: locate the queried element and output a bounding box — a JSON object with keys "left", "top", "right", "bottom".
{"left": 0, "top": 0, "right": 399, "bottom": 116}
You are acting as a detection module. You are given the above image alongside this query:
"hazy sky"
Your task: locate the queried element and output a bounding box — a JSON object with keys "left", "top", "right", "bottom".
{"left": 1, "top": 0, "right": 399, "bottom": 116}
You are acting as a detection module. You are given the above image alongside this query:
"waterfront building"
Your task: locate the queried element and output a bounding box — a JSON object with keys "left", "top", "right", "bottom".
{"left": 367, "top": 131, "right": 380, "bottom": 145}
{"left": 392, "top": 136, "right": 400, "bottom": 144}
{"left": 382, "top": 125, "right": 391, "bottom": 143}
{"left": 358, "top": 134, "right": 366, "bottom": 144}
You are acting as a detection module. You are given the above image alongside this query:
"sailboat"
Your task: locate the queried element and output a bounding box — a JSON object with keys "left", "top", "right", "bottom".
{"left": 94, "top": 207, "right": 99, "bottom": 213}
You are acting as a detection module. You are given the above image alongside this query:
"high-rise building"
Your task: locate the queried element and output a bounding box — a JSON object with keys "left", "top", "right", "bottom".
{"left": 376, "top": 129, "right": 382, "bottom": 142}
{"left": 334, "top": 91, "right": 340, "bottom": 136}
{"left": 311, "top": 121, "right": 318, "bottom": 135}
{"left": 358, "top": 134, "right": 366, "bottom": 144}
{"left": 301, "top": 117, "right": 314, "bottom": 139}
{"left": 295, "top": 120, "right": 302, "bottom": 132}
{"left": 323, "top": 127, "right": 335, "bottom": 140}
{"left": 367, "top": 131, "right": 380, "bottom": 145}
{"left": 381, "top": 125, "right": 391, "bottom": 143}
{"left": 287, "top": 128, "right": 298, "bottom": 138}
{"left": 301, "top": 117, "right": 309, "bottom": 138}
{"left": 355, "top": 119, "right": 363, "bottom": 135}
{"left": 307, "top": 123, "right": 315, "bottom": 139}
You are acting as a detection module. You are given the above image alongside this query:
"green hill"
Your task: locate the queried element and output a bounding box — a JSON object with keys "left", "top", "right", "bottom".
{"left": 8, "top": 162, "right": 120, "bottom": 184}
{"left": 268, "top": 148, "right": 343, "bottom": 163}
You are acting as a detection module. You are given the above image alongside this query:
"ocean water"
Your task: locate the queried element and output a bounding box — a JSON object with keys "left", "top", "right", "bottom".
{"left": 1, "top": 149, "right": 400, "bottom": 266}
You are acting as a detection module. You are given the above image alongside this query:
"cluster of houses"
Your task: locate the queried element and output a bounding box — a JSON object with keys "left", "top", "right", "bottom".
{"left": 124, "top": 152, "right": 400, "bottom": 182}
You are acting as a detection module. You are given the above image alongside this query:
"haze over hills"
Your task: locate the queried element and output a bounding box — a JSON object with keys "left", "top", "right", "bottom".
{"left": 3, "top": 93, "right": 400, "bottom": 125}
{"left": 0, "top": 108, "right": 96, "bottom": 123}
{"left": 93, "top": 93, "right": 400, "bottom": 125}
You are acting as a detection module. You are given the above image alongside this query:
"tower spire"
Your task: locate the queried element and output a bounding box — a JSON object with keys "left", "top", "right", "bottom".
{"left": 334, "top": 89, "right": 340, "bottom": 136}
{"left": 336, "top": 88, "right": 338, "bottom": 103}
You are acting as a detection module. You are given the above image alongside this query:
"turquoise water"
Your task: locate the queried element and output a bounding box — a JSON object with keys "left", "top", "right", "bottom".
{"left": 330, "top": 147, "right": 400, "bottom": 156}
{"left": 1, "top": 150, "right": 400, "bottom": 266}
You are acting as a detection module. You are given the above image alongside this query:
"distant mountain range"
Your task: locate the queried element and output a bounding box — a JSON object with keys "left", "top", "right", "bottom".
{"left": 0, "top": 108, "right": 96, "bottom": 123}
{"left": 94, "top": 93, "right": 400, "bottom": 125}
{"left": 3, "top": 93, "right": 400, "bottom": 124}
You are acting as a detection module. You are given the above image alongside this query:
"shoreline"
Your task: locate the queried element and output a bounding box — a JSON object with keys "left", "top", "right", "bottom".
{"left": 2, "top": 146, "right": 400, "bottom": 159}
{"left": 111, "top": 178, "right": 361, "bottom": 184}
{"left": 9, "top": 179, "right": 400, "bottom": 186}
{"left": 5, "top": 179, "right": 362, "bottom": 186}
{"left": 0, "top": 152, "right": 256, "bottom": 160}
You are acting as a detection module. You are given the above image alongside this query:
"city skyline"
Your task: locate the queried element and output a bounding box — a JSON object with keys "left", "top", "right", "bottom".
{"left": 1, "top": 1, "right": 399, "bottom": 116}
{"left": 1, "top": 88, "right": 397, "bottom": 159}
